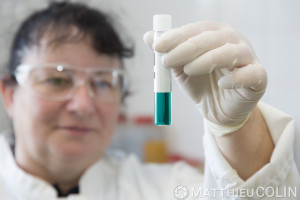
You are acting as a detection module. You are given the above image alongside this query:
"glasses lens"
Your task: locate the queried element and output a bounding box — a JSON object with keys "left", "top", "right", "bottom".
{"left": 91, "top": 71, "right": 123, "bottom": 102}
{"left": 27, "top": 67, "right": 74, "bottom": 100}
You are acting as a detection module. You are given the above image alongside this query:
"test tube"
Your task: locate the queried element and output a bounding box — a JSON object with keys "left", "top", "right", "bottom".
{"left": 153, "top": 15, "right": 172, "bottom": 126}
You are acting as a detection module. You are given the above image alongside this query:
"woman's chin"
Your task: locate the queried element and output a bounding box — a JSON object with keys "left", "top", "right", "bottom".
{"left": 50, "top": 142, "right": 102, "bottom": 162}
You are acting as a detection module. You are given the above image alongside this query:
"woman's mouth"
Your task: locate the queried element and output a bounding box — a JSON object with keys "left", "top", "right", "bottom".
{"left": 59, "top": 126, "right": 95, "bottom": 136}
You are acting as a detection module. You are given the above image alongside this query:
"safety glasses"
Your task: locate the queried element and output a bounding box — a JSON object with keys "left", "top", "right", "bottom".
{"left": 14, "top": 64, "right": 128, "bottom": 103}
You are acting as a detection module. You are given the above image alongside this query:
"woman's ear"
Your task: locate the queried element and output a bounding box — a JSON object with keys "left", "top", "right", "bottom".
{"left": 0, "top": 75, "right": 17, "bottom": 119}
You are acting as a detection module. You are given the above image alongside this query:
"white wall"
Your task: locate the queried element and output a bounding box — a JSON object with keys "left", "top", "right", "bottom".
{"left": 0, "top": 0, "right": 299, "bottom": 168}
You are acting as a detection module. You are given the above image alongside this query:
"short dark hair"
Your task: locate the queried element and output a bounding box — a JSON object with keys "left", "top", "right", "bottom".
{"left": 7, "top": 1, "right": 134, "bottom": 77}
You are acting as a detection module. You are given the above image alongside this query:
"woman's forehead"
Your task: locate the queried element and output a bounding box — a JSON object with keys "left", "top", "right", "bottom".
{"left": 22, "top": 38, "right": 122, "bottom": 69}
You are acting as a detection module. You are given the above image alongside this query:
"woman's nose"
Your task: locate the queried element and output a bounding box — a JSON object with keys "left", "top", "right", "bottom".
{"left": 65, "top": 84, "right": 96, "bottom": 117}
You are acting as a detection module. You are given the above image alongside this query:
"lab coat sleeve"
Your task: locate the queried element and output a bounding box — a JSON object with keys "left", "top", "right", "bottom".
{"left": 203, "top": 102, "right": 300, "bottom": 199}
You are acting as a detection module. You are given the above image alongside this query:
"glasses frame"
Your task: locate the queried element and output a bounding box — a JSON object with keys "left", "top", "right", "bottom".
{"left": 13, "top": 63, "right": 129, "bottom": 102}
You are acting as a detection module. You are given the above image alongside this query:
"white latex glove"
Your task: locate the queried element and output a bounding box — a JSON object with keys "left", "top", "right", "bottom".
{"left": 144, "top": 21, "right": 267, "bottom": 136}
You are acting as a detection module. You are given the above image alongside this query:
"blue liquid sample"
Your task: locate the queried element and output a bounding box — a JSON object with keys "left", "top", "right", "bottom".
{"left": 155, "top": 92, "right": 171, "bottom": 125}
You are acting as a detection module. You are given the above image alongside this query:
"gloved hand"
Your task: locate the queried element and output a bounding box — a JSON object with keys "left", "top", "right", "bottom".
{"left": 144, "top": 21, "right": 267, "bottom": 136}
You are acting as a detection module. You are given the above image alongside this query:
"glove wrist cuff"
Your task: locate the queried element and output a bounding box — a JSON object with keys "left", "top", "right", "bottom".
{"left": 205, "top": 113, "right": 252, "bottom": 137}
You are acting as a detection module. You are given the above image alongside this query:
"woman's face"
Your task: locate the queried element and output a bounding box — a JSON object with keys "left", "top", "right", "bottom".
{"left": 11, "top": 39, "right": 121, "bottom": 169}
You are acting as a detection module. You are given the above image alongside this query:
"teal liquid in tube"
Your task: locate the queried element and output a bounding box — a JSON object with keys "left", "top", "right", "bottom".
{"left": 153, "top": 15, "right": 172, "bottom": 126}
{"left": 155, "top": 92, "right": 171, "bottom": 125}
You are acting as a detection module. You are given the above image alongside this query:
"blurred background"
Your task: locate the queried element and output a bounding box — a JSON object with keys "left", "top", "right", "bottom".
{"left": 0, "top": 0, "right": 299, "bottom": 170}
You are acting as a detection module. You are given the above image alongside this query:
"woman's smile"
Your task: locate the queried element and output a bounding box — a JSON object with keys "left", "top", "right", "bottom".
{"left": 57, "top": 125, "right": 97, "bottom": 136}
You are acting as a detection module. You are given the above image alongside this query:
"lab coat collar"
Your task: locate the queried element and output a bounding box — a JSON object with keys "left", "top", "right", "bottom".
{"left": 0, "top": 131, "right": 57, "bottom": 199}
{"left": 0, "top": 131, "right": 115, "bottom": 200}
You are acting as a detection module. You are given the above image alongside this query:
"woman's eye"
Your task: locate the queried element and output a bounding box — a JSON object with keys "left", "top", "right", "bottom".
{"left": 94, "top": 80, "right": 112, "bottom": 89}
{"left": 46, "top": 77, "right": 70, "bottom": 86}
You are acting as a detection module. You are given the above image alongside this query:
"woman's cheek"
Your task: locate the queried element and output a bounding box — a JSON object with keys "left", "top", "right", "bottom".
{"left": 12, "top": 89, "right": 61, "bottom": 154}
{"left": 100, "top": 103, "right": 120, "bottom": 128}
{"left": 33, "top": 100, "right": 63, "bottom": 126}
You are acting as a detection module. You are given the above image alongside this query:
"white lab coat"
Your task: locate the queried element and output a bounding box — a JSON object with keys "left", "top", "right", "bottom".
{"left": 0, "top": 102, "right": 299, "bottom": 200}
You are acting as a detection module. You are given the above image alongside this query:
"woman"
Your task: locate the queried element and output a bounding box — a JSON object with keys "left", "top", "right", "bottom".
{"left": 0, "top": 1, "right": 298, "bottom": 199}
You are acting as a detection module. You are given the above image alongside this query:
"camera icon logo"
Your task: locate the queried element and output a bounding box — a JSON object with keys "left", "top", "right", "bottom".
{"left": 174, "top": 185, "right": 189, "bottom": 199}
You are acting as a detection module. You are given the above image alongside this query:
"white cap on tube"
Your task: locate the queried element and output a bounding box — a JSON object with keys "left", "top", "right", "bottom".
{"left": 153, "top": 15, "right": 172, "bottom": 31}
